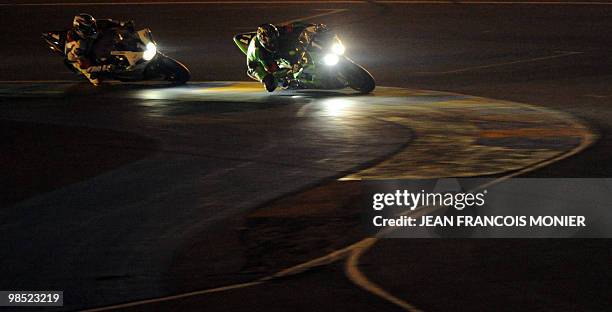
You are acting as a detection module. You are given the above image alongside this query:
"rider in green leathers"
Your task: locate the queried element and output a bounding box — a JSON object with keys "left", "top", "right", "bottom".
{"left": 247, "top": 22, "right": 313, "bottom": 92}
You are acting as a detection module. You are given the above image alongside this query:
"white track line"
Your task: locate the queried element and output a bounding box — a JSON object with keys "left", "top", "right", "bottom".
{"left": 345, "top": 238, "right": 423, "bottom": 312}
{"left": 4, "top": 1, "right": 612, "bottom": 6}
{"left": 81, "top": 281, "right": 263, "bottom": 312}
{"left": 416, "top": 51, "right": 583, "bottom": 74}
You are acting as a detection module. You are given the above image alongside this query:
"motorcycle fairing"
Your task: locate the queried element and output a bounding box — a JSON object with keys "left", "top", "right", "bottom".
{"left": 110, "top": 28, "right": 153, "bottom": 67}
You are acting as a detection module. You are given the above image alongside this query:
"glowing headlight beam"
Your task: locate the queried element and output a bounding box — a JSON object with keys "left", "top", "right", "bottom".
{"left": 331, "top": 42, "right": 345, "bottom": 55}
{"left": 323, "top": 53, "right": 339, "bottom": 66}
{"left": 143, "top": 42, "right": 157, "bottom": 61}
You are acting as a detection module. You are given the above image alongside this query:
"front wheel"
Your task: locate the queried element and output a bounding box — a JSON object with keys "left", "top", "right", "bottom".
{"left": 145, "top": 54, "right": 191, "bottom": 84}
{"left": 160, "top": 56, "right": 191, "bottom": 84}
{"left": 340, "top": 60, "right": 375, "bottom": 94}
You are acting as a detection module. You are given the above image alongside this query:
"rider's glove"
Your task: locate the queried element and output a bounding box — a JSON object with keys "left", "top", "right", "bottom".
{"left": 292, "top": 63, "right": 301, "bottom": 73}
{"left": 315, "top": 24, "right": 328, "bottom": 32}
{"left": 121, "top": 20, "right": 135, "bottom": 30}
{"left": 101, "top": 64, "right": 115, "bottom": 72}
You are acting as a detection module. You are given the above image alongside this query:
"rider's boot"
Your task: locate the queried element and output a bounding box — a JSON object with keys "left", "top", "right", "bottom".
{"left": 288, "top": 79, "right": 305, "bottom": 89}
{"left": 84, "top": 72, "right": 100, "bottom": 86}
{"left": 263, "top": 74, "right": 277, "bottom": 92}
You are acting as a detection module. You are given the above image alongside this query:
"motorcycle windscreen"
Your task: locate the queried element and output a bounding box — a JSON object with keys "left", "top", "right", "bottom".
{"left": 233, "top": 32, "right": 256, "bottom": 55}
{"left": 92, "top": 28, "right": 140, "bottom": 61}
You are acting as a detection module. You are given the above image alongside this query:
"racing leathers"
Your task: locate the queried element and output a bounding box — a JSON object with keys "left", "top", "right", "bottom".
{"left": 64, "top": 19, "right": 128, "bottom": 86}
{"left": 246, "top": 22, "right": 313, "bottom": 90}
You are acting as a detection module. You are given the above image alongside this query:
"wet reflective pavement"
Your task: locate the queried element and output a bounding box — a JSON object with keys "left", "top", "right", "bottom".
{"left": 0, "top": 81, "right": 594, "bottom": 310}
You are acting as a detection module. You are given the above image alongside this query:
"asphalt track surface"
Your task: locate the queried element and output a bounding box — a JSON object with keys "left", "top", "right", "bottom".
{"left": 1, "top": 1, "right": 611, "bottom": 311}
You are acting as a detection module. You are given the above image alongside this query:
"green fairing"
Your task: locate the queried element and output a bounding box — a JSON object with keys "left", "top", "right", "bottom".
{"left": 233, "top": 30, "right": 313, "bottom": 85}
{"left": 246, "top": 38, "right": 268, "bottom": 81}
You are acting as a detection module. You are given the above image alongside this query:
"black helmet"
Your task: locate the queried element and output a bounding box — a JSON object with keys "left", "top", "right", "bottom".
{"left": 256, "top": 23, "right": 280, "bottom": 53}
{"left": 73, "top": 13, "right": 98, "bottom": 39}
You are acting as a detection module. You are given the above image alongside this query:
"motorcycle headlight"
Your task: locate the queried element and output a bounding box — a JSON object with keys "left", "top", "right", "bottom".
{"left": 143, "top": 42, "right": 157, "bottom": 61}
{"left": 323, "top": 53, "right": 339, "bottom": 66}
{"left": 331, "top": 42, "right": 345, "bottom": 55}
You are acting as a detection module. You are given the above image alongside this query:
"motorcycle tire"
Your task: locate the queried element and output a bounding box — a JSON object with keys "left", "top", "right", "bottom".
{"left": 341, "top": 60, "right": 375, "bottom": 94}
{"left": 158, "top": 55, "right": 191, "bottom": 85}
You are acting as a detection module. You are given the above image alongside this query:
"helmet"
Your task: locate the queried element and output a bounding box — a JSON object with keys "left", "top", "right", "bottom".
{"left": 256, "top": 23, "right": 280, "bottom": 53}
{"left": 73, "top": 13, "right": 98, "bottom": 39}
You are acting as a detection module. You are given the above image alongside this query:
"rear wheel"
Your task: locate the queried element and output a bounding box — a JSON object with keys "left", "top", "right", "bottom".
{"left": 341, "top": 60, "right": 375, "bottom": 94}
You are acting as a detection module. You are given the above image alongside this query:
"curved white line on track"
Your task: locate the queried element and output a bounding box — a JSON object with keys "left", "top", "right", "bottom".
{"left": 78, "top": 87, "right": 596, "bottom": 312}
{"left": 343, "top": 113, "right": 595, "bottom": 311}
{"left": 345, "top": 239, "right": 423, "bottom": 312}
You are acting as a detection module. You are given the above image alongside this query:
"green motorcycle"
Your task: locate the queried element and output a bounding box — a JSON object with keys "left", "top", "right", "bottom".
{"left": 233, "top": 25, "right": 375, "bottom": 93}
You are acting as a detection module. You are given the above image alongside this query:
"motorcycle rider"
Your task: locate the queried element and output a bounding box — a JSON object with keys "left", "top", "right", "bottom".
{"left": 65, "top": 13, "right": 131, "bottom": 86}
{"left": 247, "top": 22, "right": 320, "bottom": 92}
